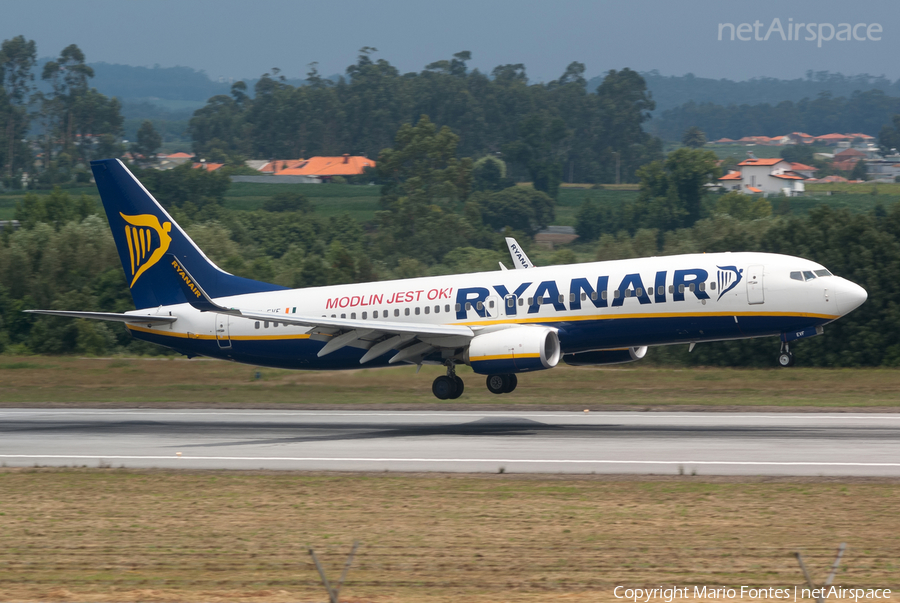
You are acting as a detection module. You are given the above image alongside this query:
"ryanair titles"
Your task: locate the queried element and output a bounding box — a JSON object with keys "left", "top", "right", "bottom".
{"left": 454, "top": 268, "right": 713, "bottom": 319}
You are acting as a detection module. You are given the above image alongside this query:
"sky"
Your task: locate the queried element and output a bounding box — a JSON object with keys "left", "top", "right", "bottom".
{"left": 2, "top": 0, "right": 899, "bottom": 83}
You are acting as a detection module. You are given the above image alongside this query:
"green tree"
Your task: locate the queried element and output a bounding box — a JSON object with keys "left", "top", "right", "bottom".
{"left": 0, "top": 36, "right": 37, "bottom": 179}
{"left": 132, "top": 120, "right": 162, "bottom": 163}
{"left": 473, "top": 186, "right": 555, "bottom": 236}
{"left": 262, "top": 191, "right": 312, "bottom": 213}
{"left": 635, "top": 148, "right": 721, "bottom": 230}
{"left": 780, "top": 144, "right": 815, "bottom": 165}
{"left": 714, "top": 191, "right": 772, "bottom": 220}
{"left": 850, "top": 160, "right": 869, "bottom": 181}
{"left": 681, "top": 126, "right": 706, "bottom": 148}
{"left": 878, "top": 115, "right": 900, "bottom": 155}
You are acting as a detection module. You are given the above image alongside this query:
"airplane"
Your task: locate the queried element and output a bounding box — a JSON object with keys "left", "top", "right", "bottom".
{"left": 26, "top": 159, "right": 868, "bottom": 399}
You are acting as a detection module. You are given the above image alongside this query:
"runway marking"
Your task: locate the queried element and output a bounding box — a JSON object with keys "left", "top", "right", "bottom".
{"left": 2, "top": 454, "right": 900, "bottom": 467}
{"left": 2, "top": 411, "right": 900, "bottom": 420}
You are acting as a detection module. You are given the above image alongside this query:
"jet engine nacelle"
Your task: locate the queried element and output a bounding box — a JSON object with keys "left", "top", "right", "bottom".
{"left": 562, "top": 346, "right": 648, "bottom": 366}
{"left": 464, "top": 327, "right": 561, "bottom": 375}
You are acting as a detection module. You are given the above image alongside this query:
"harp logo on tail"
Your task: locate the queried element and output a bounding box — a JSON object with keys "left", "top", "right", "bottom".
{"left": 121, "top": 213, "right": 172, "bottom": 287}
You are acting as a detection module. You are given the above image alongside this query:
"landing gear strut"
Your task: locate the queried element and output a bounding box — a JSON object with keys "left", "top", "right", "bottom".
{"left": 432, "top": 363, "right": 464, "bottom": 400}
{"left": 486, "top": 373, "right": 518, "bottom": 394}
{"left": 777, "top": 341, "right": 795, "bottom": 367}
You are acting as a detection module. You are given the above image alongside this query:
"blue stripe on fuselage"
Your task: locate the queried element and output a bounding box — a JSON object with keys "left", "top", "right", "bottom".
{"left": 128, "top": 312, "right": 832, "bottom": 370}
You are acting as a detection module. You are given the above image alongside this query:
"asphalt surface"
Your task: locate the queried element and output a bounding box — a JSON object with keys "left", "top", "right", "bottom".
{"left": 1, "top": 409, "right": 899, "bottom": 476}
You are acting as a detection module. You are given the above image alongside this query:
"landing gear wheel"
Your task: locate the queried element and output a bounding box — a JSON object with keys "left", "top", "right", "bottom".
{"left": 486, "top": 374, "right": 508, "bottom": 395}
{"left": 503, "top": 373, "right": 518, "bottom": 393}
{"left": 449, "top": 376, "right": 465, "bottom": 399}
{"left": 432, "top": 375, "right": 458, "bottom": 400}
{"left": 777, "top": 352, "right": 795, "bottom": 367}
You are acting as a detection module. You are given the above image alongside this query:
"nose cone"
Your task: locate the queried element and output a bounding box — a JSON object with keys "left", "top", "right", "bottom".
{"left": 836, "top": 278, "right": 867, "bottom": 316}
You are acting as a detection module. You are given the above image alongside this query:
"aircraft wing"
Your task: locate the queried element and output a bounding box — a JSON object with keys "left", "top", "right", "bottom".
{"left": 24, "top": 310, "right": 177, "bottom": 324}
{"left": 170, "top": 255, "right": 476, "bottom": 365}
{"left": 505, "top": 237, "right": 534, "bottom": 269}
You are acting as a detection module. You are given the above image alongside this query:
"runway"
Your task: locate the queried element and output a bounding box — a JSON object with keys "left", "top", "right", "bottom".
{"left": 1, "top": 409, "right": 899, "bottom": 476}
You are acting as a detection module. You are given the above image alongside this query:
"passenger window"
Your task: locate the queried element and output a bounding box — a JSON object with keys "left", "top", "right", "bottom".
{"left": 405, "top": 308, "right": 410, "bottom": 316}
{"left": 658, "top": 286, "right": 665, "bottom": 296}
{"left": 394, "top": 309, "right": 399, "bottom": 317}
{"left": 669, "top": 285, "right": 675, "bottom": 294}
{"left": 698, "top": 283, "right": 705, "bottom": 292}
{"left": 803, "top": 271, "right": 816, "bottom": 281}
{"left": 527, "top": 297, "right": 533, "bottom": 305}
{"left": 624, "top": 289, "right": 632, "bottom": 298}
{"left": 678, "top": 284, "right": 685, "bottom": 294}
{"left": 455, "top": 303, "right": 461, "bottom": 312}
{"left": 536, "top": 297, "right": 543, "bottom": 305}
{"left": 601, "top": 291, "right": 607, "bottom": 300}
{"left": 689, "top": 284, "right": 695, "bottom": 292}
{"left": 709, "top": 282, "right": 716, "bottom": 290}
{"left": 465, "top": 302, "right": 471, "bottom": 311}
{"left": 255, "top": 321, "right": 260, "bottom": 329}
{"left": 362, "top": 312, "right": 367, "bottom": 319}
{"left": 614, "top": 290, "right": 621, "bottom": 299}
{"left": 790, "top": 271, "right": 803, "bottom": 281}
{"left": 636, "top": 287, "right": 642, "bottom": 296}
{"left": 415, "top": 307, "right": 421, "bottom": 315}
{"left": 518, "top": 298, "right": 524, "bottom": 306}
{"left": 274, "top": 321, "right": 280, "bottom": 327}
{"left": 424, "top": 306, "right": 430, "bottom": 314}
{"left": 488, "top": 300, "right": 494, "bottom": 308}
{"left": 581, "top": 292, "right": 587, "bottom": 301}
{"left": 434, "top": 305, "right": 440, "bottom": 313}
{"left": 559, "top": 295, "right": 565, "bottom": 303}
{"left": 351, "top": 313, "right": 356, "bottom": 319}
{"left": 477, "top": 301, "right": 484, "bottom": 310}
{"left": 507, "top": 297, "right": 514, "bottom": 307}
{"left": 814, "top": 269, "right": 832, "bottom": 277}
{"left": 445, "top": 304, "right": 450, "bottom": 313}
{"left": 265, "top": 321, "right": 269, "bottom": 328}
{"left": 570, "top": 293, "right": 576, "bottom": 302}
{"left": 590, "top": 291, "right": 597, "bottom": 301}
{"left": 341, "top": 313, "right": 346, "bottom": 319}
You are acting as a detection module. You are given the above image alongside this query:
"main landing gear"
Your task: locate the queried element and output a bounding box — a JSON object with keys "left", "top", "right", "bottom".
{"left": 777, "top": 341, "right": 795, "bottom": 367}
{"left": 486, "top": 373, "right": 518, "bottom": 395}
{"left": 432, "top": 364, "right": 464, "bottom": 400}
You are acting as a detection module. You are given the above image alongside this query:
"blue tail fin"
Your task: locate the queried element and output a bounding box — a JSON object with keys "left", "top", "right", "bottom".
{"left": 91, "top": 158, "right": 286, "bottom": 309}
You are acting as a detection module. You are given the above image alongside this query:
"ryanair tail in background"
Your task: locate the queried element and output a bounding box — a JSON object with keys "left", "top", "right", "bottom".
{"left": 90, "top": 159, "right": 285, "bottom": 309}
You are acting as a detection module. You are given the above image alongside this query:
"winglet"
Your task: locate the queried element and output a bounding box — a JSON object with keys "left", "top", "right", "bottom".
{"left": 505, "top": 237, "right": 534, "bottom": 269}
{"left": 168, "top": 254, "right": 240, "bottom": 315}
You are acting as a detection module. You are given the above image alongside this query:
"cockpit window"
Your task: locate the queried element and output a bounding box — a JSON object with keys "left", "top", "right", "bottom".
{"left": 814, "top": 269, "right": 832, "bottom": 277}
{"left": 790, "top": 271, "right": 803, "bottom": 281}
{"left": 802, "top": 271, "right": 816, "bottom": 281}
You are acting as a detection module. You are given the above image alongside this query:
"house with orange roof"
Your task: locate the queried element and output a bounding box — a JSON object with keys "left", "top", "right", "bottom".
{"left": 717, "top": 155, "right": 809, "bottom": 195}
{"left": 278, "top": 154, "right": 376, "bottom": 179}
{"left": 788, "top": 162, "right": 818, "bottom": 179}
{"left": 192, "top": 162, "right": 224, "bottom": 172}
{"left": 814, "top": 133, "right": 852, "bottom": 145}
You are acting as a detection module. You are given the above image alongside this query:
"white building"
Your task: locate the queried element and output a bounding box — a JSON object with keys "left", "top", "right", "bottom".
{"left": 718, "top": 156, "right": 807, "bottom": 196}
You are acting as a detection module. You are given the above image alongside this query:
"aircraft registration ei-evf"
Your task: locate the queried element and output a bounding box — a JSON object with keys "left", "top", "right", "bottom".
{"left": 27, "top": 159, "right": 868, "bottom": 399}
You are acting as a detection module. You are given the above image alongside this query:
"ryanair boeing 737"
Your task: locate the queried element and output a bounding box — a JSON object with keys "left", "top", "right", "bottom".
{"left": 27, "top": 159, "right": 868, "bottom": 399}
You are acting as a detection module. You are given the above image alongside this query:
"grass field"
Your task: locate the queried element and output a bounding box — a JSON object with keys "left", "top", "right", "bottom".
{"left": 0, "top": 469, "right": 897, "bottom": 602}
{"left": 2, "top": 357, "right": 900, "bottom": 410}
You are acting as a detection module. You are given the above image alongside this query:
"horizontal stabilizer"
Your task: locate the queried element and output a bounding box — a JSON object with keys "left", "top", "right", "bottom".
{"left": 24, "top": 310, "right": 177, "bottom": 324}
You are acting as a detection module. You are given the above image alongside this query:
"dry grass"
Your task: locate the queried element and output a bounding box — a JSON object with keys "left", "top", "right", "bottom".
{"left": 0, "top": 469, "right": 898, "bottom": 603}
{"left": 1, "top": 356, "right": 900, "bottom": 410}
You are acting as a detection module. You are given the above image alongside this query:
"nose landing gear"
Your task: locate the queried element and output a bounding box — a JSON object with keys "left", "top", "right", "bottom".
{"left": 432, "top": 363, "right": 464, "bottom": 400}
{"left": 777, "top": 342, "right": 795, "bottom": 367}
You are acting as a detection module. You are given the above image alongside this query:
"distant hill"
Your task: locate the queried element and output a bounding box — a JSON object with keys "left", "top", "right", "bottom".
{"left": 587, "top": 70, "right": 900, "bottom": 113}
